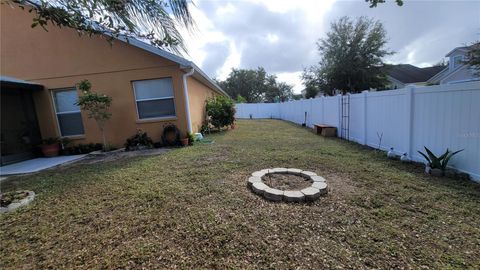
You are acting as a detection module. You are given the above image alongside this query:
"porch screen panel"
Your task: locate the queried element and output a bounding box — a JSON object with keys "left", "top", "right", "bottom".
{"left": 133, "top": 78, "right": 176, "bottom": 119}
{"left": 53, "top": 89, "right": 84, "bottom": 136}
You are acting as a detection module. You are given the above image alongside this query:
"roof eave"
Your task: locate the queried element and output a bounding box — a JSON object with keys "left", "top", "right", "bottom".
{"left": 181, "top": 64, "right": 230, "bottom": 97}
{"left": 445, "top": 47, "right": 468, "bottom": 57}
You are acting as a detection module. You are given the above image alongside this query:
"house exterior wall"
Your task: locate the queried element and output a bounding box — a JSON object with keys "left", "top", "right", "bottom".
{"left": 430, "top": 48, "right": 480, "bottom": 84}
{"left": 386, "top": 76, "right": 405, "bottom": 89}
{"left": 187, "top": 76, "right": 218, "bottom": 133}
{"left": 0, "top": 5, "right": 195, "bottom": 147}
{"left": 441, "top": 66, "right": 479, "bottom": 84}
{"left": 448, "top": 51, "right": 466, "bottom": 71}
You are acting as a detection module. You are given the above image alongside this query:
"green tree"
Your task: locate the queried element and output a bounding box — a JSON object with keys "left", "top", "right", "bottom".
{"left": 76, "top": 80, "right": 112, "bottom": 151}
{"left": 366, "top": 0, "right": 403, "bottom": 7}
{"left": 305, "top": 16, "right": 393, "bottom": 94}
{"left": 304, "top": 85, "right": 320, "bottom": 99}
{"left": 302, "top": 66, "right": 322, "bottom": 97}
{"left": 235, "top": 95, "right": 247, "bottom": 103}
{"left": 264, "top": 76, "right": 293, "bottom": 102}
{"left": 276, "top": 82, "right": 294, "bottom": 102}
{"left": 8, "top": 0, "right": 193, "bottom": 53}
{"left": 464, "top": 41, "right": 480, "bottom": 75}
{"left": 217, "top": 68, "right": 266, "bottom": 103}
{"left": 292, "top": 94, "right": 303, "bottom": 100}
{"left": 217, "top": 67, "right": 293, "bottom": 103}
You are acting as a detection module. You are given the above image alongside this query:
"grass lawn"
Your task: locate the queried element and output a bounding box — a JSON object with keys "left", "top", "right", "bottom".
{"left": 1, "top": 119, "right": 479, "bottom": 269}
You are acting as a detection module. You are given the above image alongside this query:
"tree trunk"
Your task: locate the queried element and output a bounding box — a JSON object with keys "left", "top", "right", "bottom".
{"left": 98, "top": 121, "right": 107, "bottom": 152}
{"left": 101, "top": 128, "right": 106, "bottom": 152}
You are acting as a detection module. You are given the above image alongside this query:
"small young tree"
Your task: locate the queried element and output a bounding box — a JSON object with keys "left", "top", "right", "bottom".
{"left": 76, "top": 80, "right": 112, "bottom": 151}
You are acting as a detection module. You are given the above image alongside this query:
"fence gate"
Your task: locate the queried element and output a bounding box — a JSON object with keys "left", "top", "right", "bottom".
{"left": 340, "top": 94, "right": 350, "bottom": 140}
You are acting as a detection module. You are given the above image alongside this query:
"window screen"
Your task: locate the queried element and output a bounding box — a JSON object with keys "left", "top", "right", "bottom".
{"left": 53, "top": 89, "right": 84, "bottom": 136}
{"left": 133, "top": 78, "right": 176, "bottom": 119}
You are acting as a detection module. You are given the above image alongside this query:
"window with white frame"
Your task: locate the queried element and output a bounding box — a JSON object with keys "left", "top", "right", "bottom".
{"left": 52, "top": 88, "right": 85, "bottom": 136}
{"left": 453, "top": 55, "right": 463, "bottom": 68}
{"left": 133, "top": 78, "right": 176, "bottom": 119}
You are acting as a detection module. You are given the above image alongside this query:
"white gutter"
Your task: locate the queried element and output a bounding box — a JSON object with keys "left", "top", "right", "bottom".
{"left": 182, "top": 68, "right": 195, "bottom": 133}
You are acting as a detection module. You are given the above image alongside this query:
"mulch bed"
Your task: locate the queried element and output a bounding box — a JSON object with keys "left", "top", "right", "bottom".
{"left": 262, "top": 173, "right": 312, "bottom": 190}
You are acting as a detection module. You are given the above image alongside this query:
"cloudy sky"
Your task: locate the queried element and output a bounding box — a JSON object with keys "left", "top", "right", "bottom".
{"left": 180, "top": 0, "right": 480, "bottom": 93}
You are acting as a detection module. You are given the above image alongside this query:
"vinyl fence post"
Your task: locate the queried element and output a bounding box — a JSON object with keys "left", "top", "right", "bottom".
{"left": 362, "top": 90, "right": 368, "bottom": 145}
{"left": 321, "top": 96, "right": 325, "bottom": 124}
{"left": 337, "top": 94, "right": 342, "bottom": 138}
{"left": 406, "top": 85, "right": 415, "bottom": 159}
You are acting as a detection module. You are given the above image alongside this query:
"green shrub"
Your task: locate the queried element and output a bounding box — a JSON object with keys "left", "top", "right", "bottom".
{"left": 187, "top": 132, "right": 195, "bottom": 145}
{"left": 125, "top": 130, "right": 154, "bottom": 151}
{"left": 205, "top": 95, "right": 235, "bottom": 130}
{"left": 42, "top": 137, "right": 59, "bottom": 145}
{"left": 64, "top": 143, "right": 103, "bottom": 155}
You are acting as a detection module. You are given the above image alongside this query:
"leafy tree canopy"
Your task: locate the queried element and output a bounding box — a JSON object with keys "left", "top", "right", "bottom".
{"left": 235, "top": 95, "right": 247, "bottom": 103}
{"left": 8, "top": 0, "right": 193, "bottom": 53}
{"left": 366, "top": 0, "right": 403, "bottom": 8}
{"left": 303, "top": 16, "right": 393, "bottom": 95}
{"left": 217, "top": 67, "right": 293, "bottom": 103}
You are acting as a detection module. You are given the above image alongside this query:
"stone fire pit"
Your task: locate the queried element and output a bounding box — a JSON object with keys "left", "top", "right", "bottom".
{"left": 247, "top": 168, "right": 327, "bottom": 202}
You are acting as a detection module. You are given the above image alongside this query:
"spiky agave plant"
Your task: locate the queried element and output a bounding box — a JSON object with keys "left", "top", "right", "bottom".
{"left": 418, "top": 147, "right": 463, "bottom": 171}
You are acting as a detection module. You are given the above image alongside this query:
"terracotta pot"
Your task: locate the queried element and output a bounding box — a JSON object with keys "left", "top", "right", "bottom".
{"left": 180, "top": 138, "right": 189, "bottom": 147}
{"left": 41, "top": 143, "right": 60, "bottom": 157}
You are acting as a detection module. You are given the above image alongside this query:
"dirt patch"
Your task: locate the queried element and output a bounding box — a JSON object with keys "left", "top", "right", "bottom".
{"left": 76, "top": 148, "right": 172, "bottom": 165}
{"left": 262, "top": 173, "right": 312, "bottom": 190}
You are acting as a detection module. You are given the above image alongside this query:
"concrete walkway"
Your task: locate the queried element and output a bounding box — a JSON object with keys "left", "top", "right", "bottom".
{"left": 0, "top": 155, "right": 86, "bottom": 176}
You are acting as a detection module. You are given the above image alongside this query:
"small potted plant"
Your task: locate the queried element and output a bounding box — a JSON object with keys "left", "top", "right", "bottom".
{"left": 40, "top": 137, "right": 60, "bottom": 157}
{"left": 180, "top": 137, "right": 189, "bottom": 147}
{"left": 418, "top": 147, "right": 463, "bottom": 177}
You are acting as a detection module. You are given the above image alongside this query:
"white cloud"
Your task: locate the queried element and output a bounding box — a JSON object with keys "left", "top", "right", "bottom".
{"left": 266, "top": 33, "right": 279, "bottom": 43}
{"left": 276, "top": 72, "right": 304, "bottom": 94}
{"left": 179, "top": 0, "right": 479, "bottom": 93}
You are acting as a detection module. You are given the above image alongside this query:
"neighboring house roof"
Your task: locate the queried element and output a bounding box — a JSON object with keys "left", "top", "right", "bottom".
{"left": 428, "top": 45, "right": 479, "bottom": 84}
{"left": 445, "top": 46, "right": 469, "bottom": 57}
{"left": 386, "top": 64, "right": 445, "bottom": 84}
{"left": 436, "top": 65, "right": 480, "bottom": 84}
{"left": 427, "top": 67, "right": 448, "bottom": 83}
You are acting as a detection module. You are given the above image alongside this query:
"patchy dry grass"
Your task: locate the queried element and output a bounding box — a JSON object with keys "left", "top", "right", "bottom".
{"left": 1, "top": 120, "right": 479, "bottom": 269}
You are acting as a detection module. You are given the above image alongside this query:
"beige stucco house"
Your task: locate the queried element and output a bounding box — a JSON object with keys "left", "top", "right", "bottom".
{"left": 0, "top": 4, "right": 228, "bottom": 165}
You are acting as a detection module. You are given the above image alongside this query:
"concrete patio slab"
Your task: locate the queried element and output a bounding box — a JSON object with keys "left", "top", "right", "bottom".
{"left": 0, "top": 155, "right": 86, "bottom": 176}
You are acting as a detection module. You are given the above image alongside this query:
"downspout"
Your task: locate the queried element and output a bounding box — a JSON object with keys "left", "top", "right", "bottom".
{"left": 182, "top": 67, "right": 195, "bottom": 133}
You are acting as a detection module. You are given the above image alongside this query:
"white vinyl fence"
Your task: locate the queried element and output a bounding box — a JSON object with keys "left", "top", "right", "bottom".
{"left": 236, "top": 81, "right": 480, "bottom": 181}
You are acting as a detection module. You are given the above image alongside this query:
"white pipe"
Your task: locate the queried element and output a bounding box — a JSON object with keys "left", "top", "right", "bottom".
{"left": 182, "top": 68, "right": 195, "bottom": 133}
